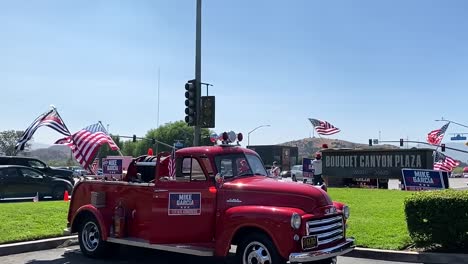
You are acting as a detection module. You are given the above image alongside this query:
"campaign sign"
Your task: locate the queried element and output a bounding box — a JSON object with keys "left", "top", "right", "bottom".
{"left": 168, "top": 193, "right": 201, "bottom": 216}
{"left": 303, "top": 158, "right": 315, "bottom": 178}
{"left": 102, "top": 159, "right": 123, "bottom": 175}
{"left": 401, "top": 169, "right": 446, "bottom": 191}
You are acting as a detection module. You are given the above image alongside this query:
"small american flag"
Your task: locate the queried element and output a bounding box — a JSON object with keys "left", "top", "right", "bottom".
{"left": 433, "top": 151, "right": 459, "bottom": 172}
{"left": 168, "top": 147, "right": 176, "bottom": 178}
{"left": 16, "top": 108, "right": 71, "bottom": 150}
{"left": 55, "top": 122, "right": 119, "bottom": 170}
{"left": 308, "top": 118, "right": 340, "bottom": 135}
{"left": 427, "top": 123, "right": 449, "bottom": 145}
{"left": 91, "top": 158, "right": 99, "bottom": 175}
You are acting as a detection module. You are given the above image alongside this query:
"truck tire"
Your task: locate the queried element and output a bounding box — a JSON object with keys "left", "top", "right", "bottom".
{"left": 52, "top": 185, "right": 66, "bottom": 200}
{"left": 78, "top": 215, "right": 109, "bottom": 258}
{"left": 236, "top": 232, "right": 286, "bottom": 264}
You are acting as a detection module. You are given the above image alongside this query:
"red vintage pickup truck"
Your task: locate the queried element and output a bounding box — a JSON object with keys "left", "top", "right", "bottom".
{"left": 65, "top": 135, "right": 354, "bottom": 264}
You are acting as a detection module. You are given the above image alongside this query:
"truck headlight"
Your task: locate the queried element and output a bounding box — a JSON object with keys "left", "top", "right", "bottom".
{"left": 343, "top": 205, "right": 350, "bottom": 219}
{"left": 291, "top": 213, "right": 301, "bottom": 229}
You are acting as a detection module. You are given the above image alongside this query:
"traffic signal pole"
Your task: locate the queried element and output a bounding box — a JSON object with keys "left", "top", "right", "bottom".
{"left": 194, "top": 0, "right": 202, "bottom": 146}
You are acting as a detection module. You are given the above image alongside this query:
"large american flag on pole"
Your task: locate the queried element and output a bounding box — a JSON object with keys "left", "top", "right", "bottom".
{"left": 433, "top": 151, "right": 459, "bottom": 172}
{"left": 16, "top": 108, "right": 71, "bottom": 150}
{"left": 168, "top": 147, "right": 176, "bottom": 178}
{"left": 55, "top": 122, "right": 119, "bottom": 169}
{"left": 427, "top": 123, "right": 449, "bottom": 145}
{"left": 308, "top": 118, "right": 340, "bottom": 135}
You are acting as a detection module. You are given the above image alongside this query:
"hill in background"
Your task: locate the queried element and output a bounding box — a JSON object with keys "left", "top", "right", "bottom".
{"left": 281, "top": 137, "right": 398, "bottom": 158}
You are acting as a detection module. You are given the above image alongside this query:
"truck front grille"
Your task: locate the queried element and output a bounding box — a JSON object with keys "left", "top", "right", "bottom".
{"left": 306, "top": 215, "right": 344, "bottom": 246}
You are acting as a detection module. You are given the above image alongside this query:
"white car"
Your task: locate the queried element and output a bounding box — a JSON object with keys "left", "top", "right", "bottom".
{"left": 291, "top": 165, "right": 304, "bottom": 182}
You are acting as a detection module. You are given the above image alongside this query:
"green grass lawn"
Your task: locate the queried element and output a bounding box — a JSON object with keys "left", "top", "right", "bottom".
{"left": 0, "top": 189, "right": 414, "bottom": 250}
{"left": 328, "top": 188, "right": 414, "bottom": 250}
{"left": 0, "top": 201, "right": 69, "bottom": 244}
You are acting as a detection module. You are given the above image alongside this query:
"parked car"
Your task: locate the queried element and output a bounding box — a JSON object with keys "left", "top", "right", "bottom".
{"left": 0, "top": 165, "right": 73, "bottom": 200}
{"left": 0, "top": 156, "right": 75, "bottom": 186}
{"left": 291, "top": 164, "right": 304, "bottom": 182}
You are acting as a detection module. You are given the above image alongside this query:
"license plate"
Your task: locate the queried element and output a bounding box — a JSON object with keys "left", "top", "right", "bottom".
{"left": 302, "top": 235, "right": 318, "bottom": 250}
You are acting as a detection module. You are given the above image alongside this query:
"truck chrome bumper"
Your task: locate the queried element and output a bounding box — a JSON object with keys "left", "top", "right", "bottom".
{"left": 289, "top": 238, "right": 355, "bottom": 263}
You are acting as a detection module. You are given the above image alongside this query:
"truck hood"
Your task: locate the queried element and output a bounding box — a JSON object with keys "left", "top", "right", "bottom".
{"left": 221, "top": 176, "right": 332, "bottom": 213}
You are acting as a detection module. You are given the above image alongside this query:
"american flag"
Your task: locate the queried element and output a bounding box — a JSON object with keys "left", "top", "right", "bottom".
{"left": 168, "top": 147, "right": 176, "bottom": 178}
{"left": 55, "top": 122, "right": 119, "bottom": 170}
{"left": 308, "top": 118, "right": 340, "bottom": 135}
{"left": 427, "top": 123, "right": 449, "bottom": 145}
{"left": 16, "top": 108, "right": 71, "bottom": 150}
{"left": 433, "top": 151, "right": 459, "bottom": 172}
{"left": 91, "top": 158, "right": 99, "bottom": 175}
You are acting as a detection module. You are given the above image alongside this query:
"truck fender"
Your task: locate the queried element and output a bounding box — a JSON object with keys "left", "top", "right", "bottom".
{"left": 215, "top": 206, "right": 304, "bottom": 258}
{"left": 71, "top": 204, "right": 109, "bottom": 240}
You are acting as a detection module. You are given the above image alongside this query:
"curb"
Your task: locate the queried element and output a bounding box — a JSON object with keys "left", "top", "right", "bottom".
{"left": 345, "top": 247, "right": 468, "bottom": 264}
{"left": 0, "top": 237, "right": 467, "bottom": 264}
{"left": 0, "top": 235, "right": 78, "bottom": 257}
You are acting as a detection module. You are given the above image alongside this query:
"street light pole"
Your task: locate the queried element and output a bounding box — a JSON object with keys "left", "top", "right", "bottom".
{"left": 193, "top": 0, "right": 202, "bottom": 146}
{"left": 247, "top": 125, "right": 271, "bottom": 146}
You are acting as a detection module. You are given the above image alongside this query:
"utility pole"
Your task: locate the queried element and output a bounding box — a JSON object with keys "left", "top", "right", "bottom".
{"left": 193, "top": 0, "right": 202, "bottom": 146}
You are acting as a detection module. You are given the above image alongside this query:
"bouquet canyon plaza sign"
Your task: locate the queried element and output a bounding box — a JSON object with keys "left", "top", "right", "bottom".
{"left": 321, "top": 148, "right": 434, "bottom": 179}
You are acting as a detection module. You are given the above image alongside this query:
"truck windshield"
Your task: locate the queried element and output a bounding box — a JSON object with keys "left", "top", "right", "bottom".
{"left": 214, "top": 154, "right": 268, "bottom": 178}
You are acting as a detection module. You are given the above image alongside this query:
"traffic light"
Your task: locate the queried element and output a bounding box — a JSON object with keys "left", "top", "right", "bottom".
{"left": 368, "top": 139, "right": 372, "bottom": 146}
{"left": 399, "top": 138, "right": 404, "bottom": 147}
{"left": 200, "top": 96, "right": 215, "bottom": 128}
{"left": 185, "top": 79, "right": 197, "bottom": 126}
{"left": 151, "top": 138, "right": 156, "bottom": 145}
{"left": 441, "top": 144, "right": 446, "bottom": 152}
{"left": 132, "top": 135, "right": 136, "bottom": 142}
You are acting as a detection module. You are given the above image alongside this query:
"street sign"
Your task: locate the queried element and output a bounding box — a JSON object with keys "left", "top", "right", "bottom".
{"left": 401, "top": 168, "right": 449, "bottom": 191}
{"left": 450, "top": 134, "right": 467, "bottom": 141}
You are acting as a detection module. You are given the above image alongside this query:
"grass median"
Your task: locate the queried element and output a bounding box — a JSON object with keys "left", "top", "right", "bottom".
{"left": 328, "top": 188, "right": 414, "bottom": 250}
{"left": 0, "top": 201, "right": 69, "bottom": 244}
{"left": 0, "top": 189, "right": 413, "bottom": 250}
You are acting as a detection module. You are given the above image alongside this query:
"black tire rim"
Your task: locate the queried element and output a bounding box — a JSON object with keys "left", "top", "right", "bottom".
{"left": 242, "top": 241, "right": 272, "bottom": 264}
{"left": 82, "top": 221, "right": 100, "bottom": 252}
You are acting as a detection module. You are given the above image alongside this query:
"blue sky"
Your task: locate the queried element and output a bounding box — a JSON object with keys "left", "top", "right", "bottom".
{"left": 1, "top": 0, "right": 468, "bottom": 157}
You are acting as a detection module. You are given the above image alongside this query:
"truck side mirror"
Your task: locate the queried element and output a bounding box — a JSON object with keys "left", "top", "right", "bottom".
{"left": 215, "top": 173, "right": 224, "bottom": 184}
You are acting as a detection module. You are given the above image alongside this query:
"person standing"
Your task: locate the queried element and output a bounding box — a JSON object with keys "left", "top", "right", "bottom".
{"left": 312, "top": 153, "right": 323, "bottom": 185}
{"left": 271, "top": 161, "right": 281, "bottom": 179}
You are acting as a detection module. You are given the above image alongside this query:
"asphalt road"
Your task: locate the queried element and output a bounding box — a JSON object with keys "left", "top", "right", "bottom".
{"left": 0, "top": 246, "right": 420, "bottom": 264}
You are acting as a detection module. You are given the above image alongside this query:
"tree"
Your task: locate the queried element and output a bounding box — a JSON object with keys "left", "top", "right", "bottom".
{"left": 134, "top": 121, "right": 212, "bottom": 156}
{"left": 0, "top": 130, "right": 29, "bottom": 156}
{"left": 95, "top": 135, "right": 124, "bottom": 164}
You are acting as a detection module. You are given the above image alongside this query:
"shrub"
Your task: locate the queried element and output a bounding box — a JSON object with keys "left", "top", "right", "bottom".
{"left": 404, "top": 190, "right": 468, "bottom": 251}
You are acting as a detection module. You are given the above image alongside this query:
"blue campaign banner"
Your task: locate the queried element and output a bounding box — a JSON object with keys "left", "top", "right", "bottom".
{"left": 168, "top": 193, "right": 201, "bottom": 216}
{"left": 303, "top": 158, "right": 314, "bottom": 178}
{"left": 401, "top": 169, "right": 446, "bottom": 191}
{"left": 102, "top": 159, "right": 123, "bottom": 175}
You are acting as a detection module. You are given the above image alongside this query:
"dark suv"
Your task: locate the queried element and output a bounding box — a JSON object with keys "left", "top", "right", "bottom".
{"left": 0, "top": 156, "right": 74, "bottom": 186}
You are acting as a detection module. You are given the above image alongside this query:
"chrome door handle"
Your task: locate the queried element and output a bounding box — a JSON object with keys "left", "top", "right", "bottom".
{"left": 154, "top": 189, "right": 168, "bottom": 193}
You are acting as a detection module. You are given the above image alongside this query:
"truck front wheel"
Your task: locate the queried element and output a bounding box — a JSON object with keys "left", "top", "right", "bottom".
{"left": 236, "top": 232, "right": 286, "bottom": 264}
{"left": 78, "top": 215, "right": 109, "bottom": 258}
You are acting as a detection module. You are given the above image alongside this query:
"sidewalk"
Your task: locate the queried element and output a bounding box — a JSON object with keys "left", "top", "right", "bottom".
{"left": 1, "top": 236, "right": 467, "bottom": 263}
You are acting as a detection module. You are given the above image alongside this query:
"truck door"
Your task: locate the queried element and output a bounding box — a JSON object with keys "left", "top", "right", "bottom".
{"left": 151, "top": 156, "right": 216, "bottom": 244}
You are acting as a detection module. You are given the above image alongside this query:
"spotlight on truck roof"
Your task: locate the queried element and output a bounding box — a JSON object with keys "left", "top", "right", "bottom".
{"left": 237, "top": 133, "right": 243, "bottom": 142}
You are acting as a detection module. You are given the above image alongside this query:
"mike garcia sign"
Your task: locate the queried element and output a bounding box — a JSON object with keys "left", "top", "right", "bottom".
{"left": 322, "top": 148, "right": 433, "bottom": 179}
{"left": 401, "top": 169, "right": 449, "bottom": 191}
